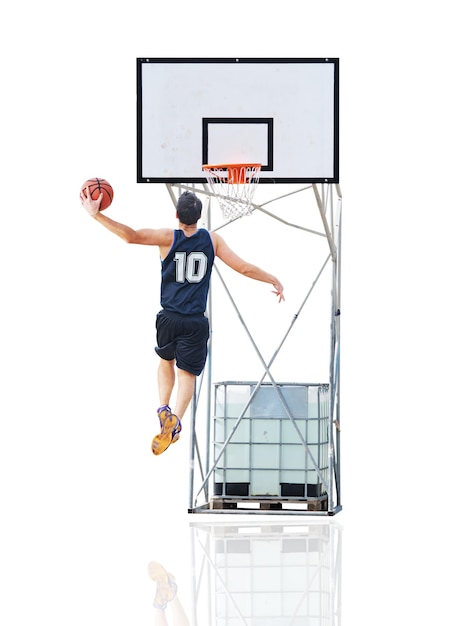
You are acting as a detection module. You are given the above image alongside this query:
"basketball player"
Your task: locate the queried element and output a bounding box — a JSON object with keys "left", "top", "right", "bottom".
{"left": 81, "top": 188, "right": 284, "bottom": 455}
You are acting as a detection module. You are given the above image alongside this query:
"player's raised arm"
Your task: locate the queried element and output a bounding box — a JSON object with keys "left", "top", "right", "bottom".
{"left": 80, "top": 184, "right": 173, "bottom": 248}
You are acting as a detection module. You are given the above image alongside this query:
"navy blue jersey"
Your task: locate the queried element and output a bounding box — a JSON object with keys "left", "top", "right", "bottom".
{"left": 160, "top": 229, "right": 215, "bottom": 315}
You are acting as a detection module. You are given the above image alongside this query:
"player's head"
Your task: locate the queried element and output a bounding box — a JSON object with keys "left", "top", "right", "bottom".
{"left": 176, "top": 191, "right": 202, "bottom": 225}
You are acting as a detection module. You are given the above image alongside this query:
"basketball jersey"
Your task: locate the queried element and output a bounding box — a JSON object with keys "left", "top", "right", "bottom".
{"left": 160, "top": 229, "right": 215, "bottom": 315}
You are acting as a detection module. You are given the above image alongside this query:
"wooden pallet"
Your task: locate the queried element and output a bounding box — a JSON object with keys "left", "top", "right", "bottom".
{"left": 209, "top": 496, "right": 328, "bottom": 513}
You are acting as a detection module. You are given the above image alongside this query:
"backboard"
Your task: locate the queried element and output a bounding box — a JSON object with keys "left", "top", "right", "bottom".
{"left": 137, "top": 58, "right": 339, "bottom": 184}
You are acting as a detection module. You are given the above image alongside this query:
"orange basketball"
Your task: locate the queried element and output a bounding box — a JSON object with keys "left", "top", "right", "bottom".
{"left": 80, "top": 178, "right": 114, "bottom": 211}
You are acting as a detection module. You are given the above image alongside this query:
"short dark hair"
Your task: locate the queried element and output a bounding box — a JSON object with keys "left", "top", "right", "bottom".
{"left": 176, "top": 191, "right": 202, "bottom": 225}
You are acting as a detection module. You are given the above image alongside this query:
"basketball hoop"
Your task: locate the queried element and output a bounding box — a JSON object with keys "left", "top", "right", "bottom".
{"left": 202, "top": 163, "right": 261, "bottom": 219}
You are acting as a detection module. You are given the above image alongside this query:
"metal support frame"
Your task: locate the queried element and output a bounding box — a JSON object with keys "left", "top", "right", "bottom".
{"left": 165, "top": 182, "right": 342, "bottom": 515}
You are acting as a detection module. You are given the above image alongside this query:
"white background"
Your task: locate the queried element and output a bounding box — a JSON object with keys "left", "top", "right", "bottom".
{"left": 1, "top": 1, "right": 448, "bottom": 624}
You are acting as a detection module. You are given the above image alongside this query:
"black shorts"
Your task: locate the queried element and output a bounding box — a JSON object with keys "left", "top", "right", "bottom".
{"left": 155, "top": 310, "right": 210, "bottom": 376}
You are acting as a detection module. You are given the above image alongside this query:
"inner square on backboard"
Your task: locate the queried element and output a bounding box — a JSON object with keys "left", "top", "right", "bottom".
{"left": 202, "top": 118, "right": 273, "bottom": 170}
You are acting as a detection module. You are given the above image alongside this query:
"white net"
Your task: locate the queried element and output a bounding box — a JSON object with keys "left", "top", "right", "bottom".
{"left": 202, "top": 163, "right": 261, "bottom": 220}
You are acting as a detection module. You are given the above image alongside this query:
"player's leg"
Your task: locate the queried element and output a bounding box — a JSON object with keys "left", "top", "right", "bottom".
{"left": 170, "top": 317, "right": 208, "bottom": 425}
{"left": 173, "top": 367, "right": 196, "bottom": 420}
{"left": 169, "top": 596, "right": 191, "bottom": 626}
{"left": 152, "top": 315, "right": 208, "bottom": 455}
{"left": 157, "top": 357, "right": 175, "bottom": 408}
{"left": 153, "top": 358, "right": 183, "bottom": 456}
{"left": 154, "top": 611, "right": 168, "bottom": 626}
{"left": 155, "top": 312, "right": 176, "bottom": 409}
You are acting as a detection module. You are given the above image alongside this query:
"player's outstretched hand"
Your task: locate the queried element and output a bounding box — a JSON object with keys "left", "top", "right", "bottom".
{"left": 80, "top": 185, "right": 102, "bottom": 216}
{"left": 272, "top": 281, "right": 285, "bottom": 303}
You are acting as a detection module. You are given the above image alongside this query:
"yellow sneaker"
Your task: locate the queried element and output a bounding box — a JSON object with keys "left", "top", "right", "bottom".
{"left": 157, "top": 405, "right": 182, "bottom": 444}
{"left": 152, "top": 409, "right": 182, "bottom": 455}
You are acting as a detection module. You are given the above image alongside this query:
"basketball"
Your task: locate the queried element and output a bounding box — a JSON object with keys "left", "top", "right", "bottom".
{"left": 80, "top": 178, "right": 114, "bottom": 211}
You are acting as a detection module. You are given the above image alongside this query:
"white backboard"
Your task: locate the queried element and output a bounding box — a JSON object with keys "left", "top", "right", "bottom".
{"left": 137, "top": 58, "right": 339, "bottom": 183}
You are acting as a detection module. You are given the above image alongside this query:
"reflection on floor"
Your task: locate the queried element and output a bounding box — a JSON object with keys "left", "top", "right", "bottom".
{"left": 182, "top": 520, "right": 343, "bottom": 626}
{"left": 148, "top": 560, "right": 191, "bottom": 626}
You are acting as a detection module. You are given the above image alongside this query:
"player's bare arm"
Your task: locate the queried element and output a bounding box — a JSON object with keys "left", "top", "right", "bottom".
{"left": 210, "top": 232, "right": 285, "bottom": 302}
{"left": 93, "top": 213, "right": 173, "bottom": 249}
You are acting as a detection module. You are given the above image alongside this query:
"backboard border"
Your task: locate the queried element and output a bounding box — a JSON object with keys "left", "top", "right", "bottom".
{"left": 136, "top": 58, "right": 339, "bottom": 184}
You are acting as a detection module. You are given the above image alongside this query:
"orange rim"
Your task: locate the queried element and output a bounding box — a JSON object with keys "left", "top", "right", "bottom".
{"left": 203, "top": 163, "right": 261, "bottom": 184}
